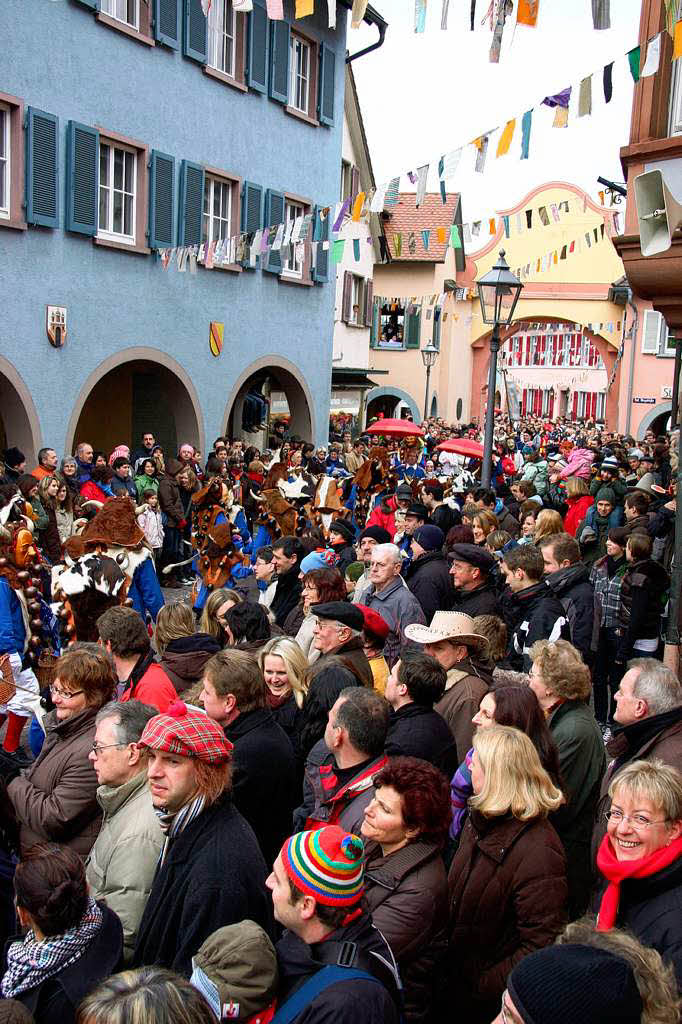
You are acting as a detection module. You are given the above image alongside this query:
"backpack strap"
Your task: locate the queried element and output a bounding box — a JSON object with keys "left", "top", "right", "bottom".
{"left": 271, "top": 965, "right": 381, "bottom": 1024}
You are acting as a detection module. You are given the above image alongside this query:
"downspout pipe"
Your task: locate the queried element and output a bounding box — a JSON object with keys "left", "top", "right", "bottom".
{"left": 346, "top": 17, "right": 387, "bottom": 62}
{"left": 625, "top": 288, "right": 638, "bottom": 437}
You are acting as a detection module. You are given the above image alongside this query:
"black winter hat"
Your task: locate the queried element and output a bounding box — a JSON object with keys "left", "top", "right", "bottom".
{"left": 359, "top": 525, "right": 391, "bottom": 544}
{"left": 2, "top": 447, "right": 25, "bottom": 469}
{"left": 508, "top": 943, "right": 643, "bottom": 1024}
{"left": 405, "top": 503, "right": 429, "bottom": 521}
{"left": 329, "top": 518, "right": 355, "bottom": 544}
{"left": 310, "top": 601, "right": 364, "bottom": 631}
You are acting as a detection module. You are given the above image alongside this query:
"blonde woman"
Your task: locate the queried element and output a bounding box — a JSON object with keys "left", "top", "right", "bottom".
{"left": 447, "top": 725, "right": 567, "bottom": 1023}
{"left": 471, "top": 510, "right": 498, "bottom": 546}
{"left": 563, "top": 476, "right": 594, "bottom": 537}
{"left": 257, "top": 636, "right": 308, "bottom": 742}
{"left": 533, "top": 508, "right": 564, "bottom": 545}
{"left": 529, "top": 638, "right": 606, "bottom": 918}
{"left": 77, "top": 967, "right": 216, "bottom": 1024}
{"left": 154, "top": 601, "right": 220, "bottom": 695}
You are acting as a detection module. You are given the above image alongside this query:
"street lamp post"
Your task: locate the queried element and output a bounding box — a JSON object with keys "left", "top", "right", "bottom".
{"left": 477, "top": 250, "right": 523, "bottom": 487}
{"left": 421, "top": 343, "right": 439, "bottom": 420}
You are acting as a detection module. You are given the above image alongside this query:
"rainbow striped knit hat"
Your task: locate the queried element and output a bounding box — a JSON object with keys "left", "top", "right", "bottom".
{"left": 280, "top": 826, "right": 365, "bottom": 907}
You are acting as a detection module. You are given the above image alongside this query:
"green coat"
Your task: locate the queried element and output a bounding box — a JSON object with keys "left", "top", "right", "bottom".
{"left": 135, "top": 472, "right": 159, "bottom": 501}
{"left": 548, "top": 699, "right": 606, "bottom": 916}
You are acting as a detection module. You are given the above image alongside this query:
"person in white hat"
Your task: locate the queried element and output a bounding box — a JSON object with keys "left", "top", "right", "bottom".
{"left": 404, "top": 612, "right": 491, "bottom": 761}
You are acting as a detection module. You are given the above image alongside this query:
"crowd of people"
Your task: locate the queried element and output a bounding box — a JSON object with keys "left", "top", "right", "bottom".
{"left": 0, "top": 411, "right": 680, "bottom": 1024}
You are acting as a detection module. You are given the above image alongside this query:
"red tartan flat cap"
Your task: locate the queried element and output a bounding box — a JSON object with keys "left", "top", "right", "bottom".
{"left": 140, "top": 700, "right": 233, "bottom": 764}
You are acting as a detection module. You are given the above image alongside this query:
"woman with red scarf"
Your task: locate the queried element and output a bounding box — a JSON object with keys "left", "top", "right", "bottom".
{"left": 594, "top": 759, "right": 682, "bottom": 989}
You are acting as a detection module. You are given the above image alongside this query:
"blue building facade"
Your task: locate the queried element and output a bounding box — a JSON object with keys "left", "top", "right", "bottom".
{"left": 0, "top": 0, "right": 376, "bottom": 460}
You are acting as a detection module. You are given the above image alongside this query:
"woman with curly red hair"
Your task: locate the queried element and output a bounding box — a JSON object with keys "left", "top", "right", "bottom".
{"left": 361, "top": 756, "right": 451, "bottom": 1024}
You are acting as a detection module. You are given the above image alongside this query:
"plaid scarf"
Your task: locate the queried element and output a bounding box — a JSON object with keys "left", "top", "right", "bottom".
{"left": 155, "top": 794, "right": 206, "bottom": 868}
{"left": 1, "top": 897, "right": 102, "bottom": 998}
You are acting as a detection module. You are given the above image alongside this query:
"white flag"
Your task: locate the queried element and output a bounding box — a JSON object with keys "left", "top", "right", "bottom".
{"left": 370, "top": 185, "right": 387, "bottom": 212}
{"left": 327, "top": 0, "right": 336, "bottom": 28}
{"left": 640, "top": 32, "right": 661, "bottom": 78}
{"left": 415, "top": 164, "right": 429, "bottom": 207}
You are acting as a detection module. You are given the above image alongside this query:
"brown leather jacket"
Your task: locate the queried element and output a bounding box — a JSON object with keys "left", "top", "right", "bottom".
{"left": 8, "top": 707, "right": 101, "bottom": 856}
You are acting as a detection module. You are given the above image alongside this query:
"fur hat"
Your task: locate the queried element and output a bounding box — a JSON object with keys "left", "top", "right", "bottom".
{"left": 65, "top": 496, "right": 145, "bottom": 556}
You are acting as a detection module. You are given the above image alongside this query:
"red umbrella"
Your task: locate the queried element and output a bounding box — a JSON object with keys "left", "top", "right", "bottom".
{"left": 436, "top": 438, "right": 484, "bottom": 458}
{"left": 365, "top": 418, "right": 424, "bottom": 438}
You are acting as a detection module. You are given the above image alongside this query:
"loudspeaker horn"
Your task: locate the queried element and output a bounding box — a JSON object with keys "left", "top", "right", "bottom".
{"left": 634, "top": 169, "right": 682, "bottom": 257}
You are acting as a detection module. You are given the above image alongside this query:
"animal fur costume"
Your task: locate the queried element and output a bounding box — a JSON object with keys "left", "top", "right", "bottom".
{"left": 53, "top": 497, "right": 162, "bottom": 641}
{"left": 190, "top": 478, "right": 252, "bottom": 608}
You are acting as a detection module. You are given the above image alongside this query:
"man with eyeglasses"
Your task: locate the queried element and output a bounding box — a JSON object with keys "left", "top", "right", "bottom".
{"left": 592, "top": 658, "right": 682, "bottom": 857}
{"left": 85, "top": 699, "right": 162, "bottom": 962}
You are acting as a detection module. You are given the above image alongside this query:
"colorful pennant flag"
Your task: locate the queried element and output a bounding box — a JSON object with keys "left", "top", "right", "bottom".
{"left": 385, "top": 178, "right": 400, "bottom": 207}
{"left": 520, "top": 110, "right": 532, "bottom": 159}
{"left": 351, "top": 192, "right": 366, "bottom": 221}
{"left": 351, "top": 0, "right": 368, "bottom": 28}
{"left": 675, "top": 21, "right": 682, "bottom": 60}
{"left": 422, "top": 230, "right": 431, "bottom": 250}
{"left": 295, "top": 0, "right": 313, "bottom": 16}
{"left": 641, "top": 32, "right": 662, "bottom": 76}
{"left": 578, "top": 75, "right": 592, "bottom": 117}
{"left": 332, "top": 239, "right": 346, "bottom": 262}
{"left": 496, "top": 119, "right": 516, "bottom": 157}
{"left": 450, "top": 225, "right": 462, "bottom": 249}
{"left": 603, "top": 62, "right": 614, "bottom": 103}
{"left": 266, "top": 0, "right": 284, "bottom": 16}
{"left": 441, "top": 0, "right": 449, "bottom": 29}
{"left": 415, "top": 0, "right": 427, "bottom": 32}
{"left": 353, "top": 238, "right": 360, "bottom": 261}
{"left": 627, "top": 45, "right": 641, "bottom": 81}
{"left": 326, "top": 0, "right": 336, "bottom": 27}
{"left": 473, "top": 134, "right": 489, "bottom": 173}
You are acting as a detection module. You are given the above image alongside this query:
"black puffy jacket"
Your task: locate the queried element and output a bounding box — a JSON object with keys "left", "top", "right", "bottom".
{"left": 617, "top": 558, "right": 669, "bottom": 660}
{"left": 544, "top": 562, "right": 596, "bottom": 664}
{"left": 405, "top": 551, "right": 452, "bottom": 621}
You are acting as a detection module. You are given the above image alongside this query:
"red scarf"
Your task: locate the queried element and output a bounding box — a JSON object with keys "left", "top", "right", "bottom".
{"left": 596, "top": 833, "right": 682, "bottom": 930}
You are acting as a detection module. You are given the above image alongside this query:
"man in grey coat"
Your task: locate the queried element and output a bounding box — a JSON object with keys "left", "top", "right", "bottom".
{"left": 85, "top": 700, "right": 163, "bottom": 961}
{"left": 358, "top": 543, "right": 426, "bottom": 667}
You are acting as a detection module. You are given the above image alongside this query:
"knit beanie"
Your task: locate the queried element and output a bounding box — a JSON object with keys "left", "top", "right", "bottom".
{"left": 508, "top": 943, "right": 643, "bottom": 1024}
{"left": 595, "top": 486, "right": 616, "bottom": 506}
{"left": 359, "top": 525, "right": 391, "bottom": 545}
{"left": 2, "top": 448, "right": 25, "bottom": 470}
{"left": 413, "top": 524, "right": 445, "bottom": 552}
{"left": 299, "top": 549, "right": 338, "bottom": 574}
{"left": 280, "top": 827, "right": 365, "bottom": 907}
{"left": 345, "top": 560, "right": 365, "bottom": 582}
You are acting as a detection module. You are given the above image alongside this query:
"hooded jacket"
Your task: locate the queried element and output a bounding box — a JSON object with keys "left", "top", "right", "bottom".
{"left": 563, "top": 494, "right": 594, "bottom": 537}
{"left": 405, "top": 550, "right": 453, "bottom": 622}
{"left": 544, "top": 562, "right": 596, "bottom": 664}
{"left": 557, "top": 447, "right": 594, "bottom": 481}
{"left": 157, "top": 459, "right": 184, "bottom": 527}
{"left": 274, "top": 912, "right": 400, "bottom": 1024}
{"left": 508, "top": 581, "right": 571, "bottom": 671}
{"left": 493, "top": 501, "right": 522, "bottom": 538}
{"left": 617, "top": 558, "right": 670, "bottom": 660}
{"left": 157, "top": 633, "right": 221, "bottom": 694}
{"left": 293, "top": 743, "right": 388, "bottom": 835}
{"left": 435, "top": 658, "right": 493, "bottom": 763}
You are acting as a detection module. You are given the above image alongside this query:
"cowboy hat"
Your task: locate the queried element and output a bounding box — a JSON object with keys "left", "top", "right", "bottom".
{"left": 626, "top": 472, "right": 668, "bottom": 499}
{"left": 404, "top": 611, "right": 488, "bottom": 651}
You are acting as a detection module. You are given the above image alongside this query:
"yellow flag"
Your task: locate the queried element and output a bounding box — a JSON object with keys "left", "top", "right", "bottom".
{"left": 496, "top": 119, "right": 516, "bottom": 157}
{"left": 296, "top": 0, "right": 314, "bottom": 16}
{"left": 553, "top": 106, "right": 569, "bottom": 128}
{"left": 352, "top": 192, "right": 366, "bottom": 221}
{"left": 436, "top": 227, "right": 446, "bottom": 244}
{"left": 674, "top": 19, "right": 682, "bottom": 58}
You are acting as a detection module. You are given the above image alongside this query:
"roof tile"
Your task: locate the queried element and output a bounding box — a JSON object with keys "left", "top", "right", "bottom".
{"left": 383, "top": 192, "right": 460, "bottom": 262}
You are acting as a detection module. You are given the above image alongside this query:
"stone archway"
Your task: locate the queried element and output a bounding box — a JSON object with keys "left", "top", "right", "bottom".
{"left": 365, "top": 386, "right": 420, "bottom": 423}
{"left": 222, "top": 356, "right": 316, "bottom": 445}
{"left": 66, "top": 347, "right": 204, "bottom": 459}
{"left": 0, "top": 356, "right": 42, "bottom": 465}
{"left": 637, "top": 402, "right": 672, "bottom": 439}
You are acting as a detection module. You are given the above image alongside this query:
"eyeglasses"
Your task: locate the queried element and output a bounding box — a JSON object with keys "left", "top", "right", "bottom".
{"left": 50, "top": 686, "right": 85, "bottom": 700}
{"left": 604, "top": 810, "right": 668, "bottom": 830}
{"left": 91, "top": 742, "right": 128, "bottom": 756}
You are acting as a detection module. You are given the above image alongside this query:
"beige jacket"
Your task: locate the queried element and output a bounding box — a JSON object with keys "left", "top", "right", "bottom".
{"left": 85, "top": 770, "right": 163, "bottom": 961}
{"left": 435, "top": 666, "right": 489, "bottom": 763}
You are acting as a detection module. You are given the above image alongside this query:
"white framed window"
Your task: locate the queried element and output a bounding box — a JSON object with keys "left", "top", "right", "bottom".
{"left": 207, "top": 0, "right": 235, "bottom": 77}
{"left": 289, "top": 35, "right": 310, "bottom": 114}
{"left": 98, "top": 142, "right": 136, "bottom": 244}
{"left": 350, "top": 275, "right": 366, "bottom": 325}
{"left": 101, "top": 0, "right": 138, "bottom": 29}
{"left": 641, "top": 309, "right": 670, "bottom": 355}
{"left": 0, "top": 105, "right": 9, "bottom": 220}
{"left": 202, "top": 176, "right": 232, "bottom": 247}
{"left": 596, "top": 392, "right": 606, "bottom": 421}
{"left": 282, "top": 199, "right": 305, "bottom": 278}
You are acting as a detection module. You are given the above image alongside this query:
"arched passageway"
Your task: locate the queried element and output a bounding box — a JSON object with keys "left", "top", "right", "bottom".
{"left": 0, "top": 358, "right": 42, "bottom": 464}
{"left": 66, "top": 350, "right": 203, "bottom": 458}
{"left": 223, "top": 359, "right": 315, "bottom": 445}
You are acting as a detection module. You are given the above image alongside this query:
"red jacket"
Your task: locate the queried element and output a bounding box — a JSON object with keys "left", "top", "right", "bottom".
{"left": 366, "top": 496, "right": 398, "bottom": 539}
{"left": 120, "top": 663, "right": 177, "bottom": 713}
{"left": 564, "top": 495, "right": 594, "bottom": 537}
{"left": 80, "top": 480, "right": 111, "bottom": 504}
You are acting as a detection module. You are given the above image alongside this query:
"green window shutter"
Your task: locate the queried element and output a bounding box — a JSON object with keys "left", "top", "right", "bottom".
{"left": 433, "top": 308, "right": 441, "bottom": 350}
{"left": 154, "top": 0, "right": 180, "bottom": 48}
{"left": 369, "top": 297, "right": 379, "bottom": 348}
{"left": 269, "top": 19, "right": 290, "bottom": 104}
{"left": 65, "top": 120, "right": 98, "bottom": 235}
{"left": 183, "top": 0, "right": 207, "bottom": 63}
{"left": 406, "top": 306, "right": 421, "bottom": 348}
{"left": 25, "top": 108, "right": 59, "bottom": 228}
{"left": 73, "top": 0, "right": 99, "bottom": 9}
{"left": 178, "top": 159, "right": 204, "bottom": 246}
{"left": 241, "top": 180, "right": 263, "bottom": 269}
{"left": 263, "top": 188, "right": 285, "bottom": 274}
{"left": 313, "top": 206, "right": 329, "bottom": 283}
{"left": 318, "top": 42, "right": 335, "bottom": 126}
{"left": 364, "top": 280, "right": 374, "bottom": 327}
{"left": 247, "top": 0, "right": 268, "bottom": 93}
{"left": 149, "top": 150, "right": 176, "bottom": 249}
